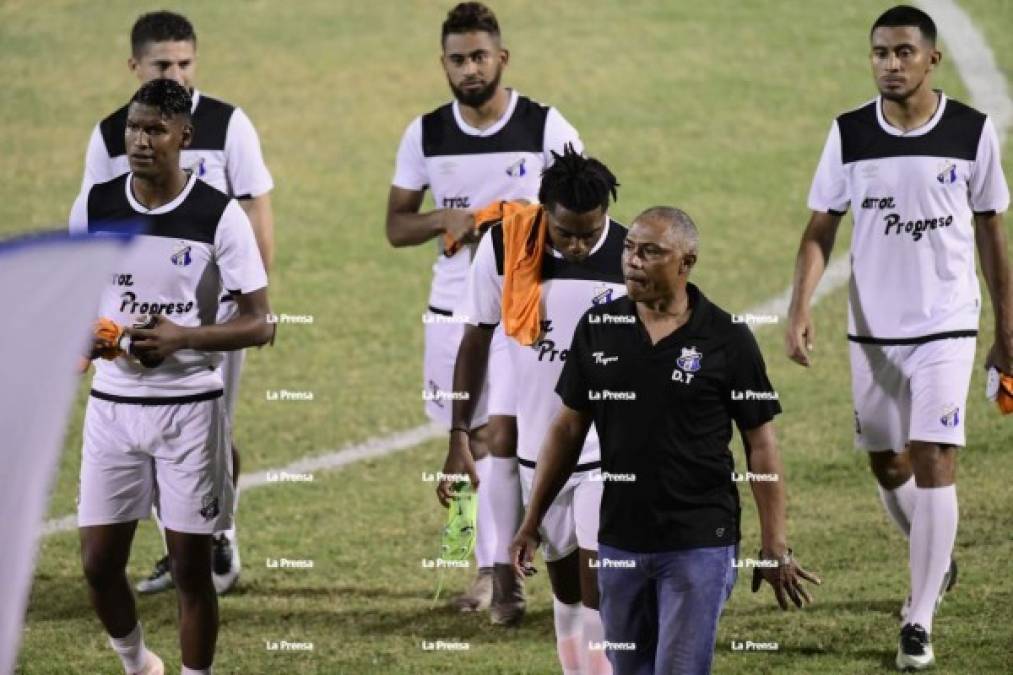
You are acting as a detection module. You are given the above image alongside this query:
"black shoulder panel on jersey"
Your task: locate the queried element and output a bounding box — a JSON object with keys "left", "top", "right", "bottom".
{"left": 98, "top": 105, "right": 130, "bottom": 158}
{"left": 190, "top": 95, "right": 235, "bottom": 151}
{"left": 838, "top": 98, "right": 985, "bottom": 164}
{"left": 421, "top": 96, "right": 548, "bottom": 157}
{"left": 542, "top": 219, "right": 627, "bottom": 283}
{"left": 87, "top": 177, "right": 230, "bottom": 244}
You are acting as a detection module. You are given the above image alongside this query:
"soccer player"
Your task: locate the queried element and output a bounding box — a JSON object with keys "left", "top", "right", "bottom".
{"left": 438, "top": 146, "right": 621, "bottom": 671}
{"left": 515, "top": 207, "right": 819, "bottom": 674}
{"left": 81, "top": 10, "right": 276, "bottom": 595}
{"left": 71, "top": 79, "right": 271, "bottom": 675}
{"left": 386, "top": 1, "right": 582, "bottom": 615}
{"left": 785, "top": 6, "right": 1011, "bottom": 670}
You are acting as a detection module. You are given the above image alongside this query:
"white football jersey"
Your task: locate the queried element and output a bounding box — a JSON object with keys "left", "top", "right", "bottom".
{"left": 392, "top": 89, "right": 582, "bottom": 313}
{"left": 69, "top": 173, "right": 268, "bottom": 399}
{"left": 461, "top": 217, "right": 627, "bottom": 465}
{"left": 808, "top": 92, "right": 1009, "bottom": 343}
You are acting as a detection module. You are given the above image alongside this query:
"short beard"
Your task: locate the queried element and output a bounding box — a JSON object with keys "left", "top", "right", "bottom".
{"left": 448, "top": 67, "right": 502, "bottom": 108}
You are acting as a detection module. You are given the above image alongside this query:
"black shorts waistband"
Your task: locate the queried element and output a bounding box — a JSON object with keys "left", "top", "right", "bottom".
{"left": 427, "top": 305, "right": 453, "bottom": 317}
{"left": 847, "top": 329, "right": 978, "bottom": 345}
{"left": 90, "top": 389, "right": 223, "bottom": 405}
{"left": 518, "top": 457, "right": 601, "bottom": 472}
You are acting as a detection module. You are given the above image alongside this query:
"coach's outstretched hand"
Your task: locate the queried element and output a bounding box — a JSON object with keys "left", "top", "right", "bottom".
{"left": 751, "top": 549, "right": 821, "bottom": 610}
{"left": 435, "top": 429, "right": 479, "bottom": 508}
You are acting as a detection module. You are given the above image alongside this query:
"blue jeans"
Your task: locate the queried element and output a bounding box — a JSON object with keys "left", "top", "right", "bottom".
{"left": 597, "top": 543, "right": 737, "bottom": 675}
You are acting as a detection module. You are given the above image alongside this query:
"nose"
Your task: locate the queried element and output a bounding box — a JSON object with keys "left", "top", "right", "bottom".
{"left": 164, "top": 64, "right": 186, "bottom": 86}
{"left": 886, "top": 53, "right": 901, "bottom": 71}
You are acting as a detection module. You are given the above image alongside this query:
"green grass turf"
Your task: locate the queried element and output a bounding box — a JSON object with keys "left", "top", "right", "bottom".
{"left": 3, "top": 0, "right": 1012, "bottom": 672}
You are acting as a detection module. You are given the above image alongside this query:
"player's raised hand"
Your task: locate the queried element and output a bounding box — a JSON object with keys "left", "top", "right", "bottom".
{"left": 785, "top": 309, "right": 815, "bottom": 367}
{"left": 751, "top": 549, "right": 821, "bottom": 610}
{"left": 436, "top": 429, "right": 479, "bottom": 507}
{"left": 509, "top": 525, "right": 540, "bottom": 579}
{"left": 126, "top": 314, "right": 186, "bottom": 362}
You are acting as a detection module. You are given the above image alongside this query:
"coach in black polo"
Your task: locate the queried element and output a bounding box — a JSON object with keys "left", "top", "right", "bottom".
{"left": 511, "top": 207, "right": 820, "bottom": 674}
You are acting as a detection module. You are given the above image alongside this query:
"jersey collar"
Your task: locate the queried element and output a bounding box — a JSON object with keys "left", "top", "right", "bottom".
{"left": 452, "top": 88, "right": 519, "bottom": 137}
{"left": 190, "top": 89, "right": 201, "bottom": 114}
{"left": 124, "top": 171, "right": 198, "bottom": 214}
{"left": 875, "top": 90, "right": 947, "bottom": 137}
{"left": 626, "top": 282, "right": 711, "bottom": 346}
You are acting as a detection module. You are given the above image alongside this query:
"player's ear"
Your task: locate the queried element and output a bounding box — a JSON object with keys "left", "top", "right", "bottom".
{"left": 929, "top": 47, "right": 942, "bottom": 69}
{"left": 500, "top": 46, "right": 510, "bottom": 67}
{"left": 180, "top": 121, "right": 193, "bottom": 150}
{"left": 127, "top": 56, "right": 139, "bottom": 76}
{"left": 682, "top": 253, "right": 697, "bottom": 272}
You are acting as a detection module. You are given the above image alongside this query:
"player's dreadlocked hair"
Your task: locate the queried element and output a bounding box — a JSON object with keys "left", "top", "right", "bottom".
{"left": 871, "top": 5, "right": 936, "bottom": 44}
{"left": 131, "top": 10, "right": 197, "bottom": 57}
{"left": 130, "top": 78, "right": 193, "bottom": 123}
{"left": 538, "top": 143, "right": 620, "bottom": 214}
{"left": 442, "top": 2, "right": 500, "bottom": 45}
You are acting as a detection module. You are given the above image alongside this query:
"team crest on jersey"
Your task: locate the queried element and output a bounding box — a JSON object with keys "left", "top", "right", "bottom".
{"left": 188, "top": 157, "right": 207, "bottom": 177}
{"left": 591, "top": 286, "right": 613, "bottom": 305}
{"left": 936, "top": 161, "right": 957, "bottom": 185}
{"left": 506, "top": 157, "right": 527, "bottom": 177}
{"left": 676, "top": 346, "right": 703, "bottom": 373}
{"left": 199, "top": 495, "right": 220, "bottom": 520}
{"left": 171, "top": 241, "right": 192, "bottom": 267}
{"left": 940, "top": 404, "right": 961, "bottom": 428}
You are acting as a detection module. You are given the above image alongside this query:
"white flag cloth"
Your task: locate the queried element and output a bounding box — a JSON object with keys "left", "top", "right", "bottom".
{"left": 0, "top": 232, "right": 130, "bottom": 675}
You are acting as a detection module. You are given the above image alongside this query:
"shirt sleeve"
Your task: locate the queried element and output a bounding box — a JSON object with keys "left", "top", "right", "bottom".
{"left": 214, "top": 200, "right": 268, "bottom": 295}
{"left": 969, "top": 116, "right": 1010, "bottom": 214}
{"left": 460, "top": 227, "right": 503, "bottom": 327}
{"left": 807, "top": 120, "right": 850, "bottom": 215}
{"left": 391, "top": 117, "right": 428, "bottom": 191}
{"left": 224, "top": 107, "right": 275, "bottom": 199}
{"left": 555, "top": 312, "right": 592, "bottom": 411}
{"left": 69, "top": 189, "right": 89, "bottom": 235}
{"left": 726, "top": 324, "right": 782, "bottom": 431}
{"left": 543, "top": 108, "right": 584, "bottom": 164}
{"left": 81, "top": 124, "right": 114, "bottom": 195}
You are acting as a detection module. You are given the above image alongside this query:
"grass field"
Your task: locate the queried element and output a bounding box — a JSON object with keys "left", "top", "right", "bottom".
{"left": 2, "top": 0, "right": 1012, "bottom": 672}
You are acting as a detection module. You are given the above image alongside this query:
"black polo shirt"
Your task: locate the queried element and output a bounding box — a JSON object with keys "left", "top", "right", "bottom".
{"left": 555, "top": 283, "right": 781, "bottom": 553}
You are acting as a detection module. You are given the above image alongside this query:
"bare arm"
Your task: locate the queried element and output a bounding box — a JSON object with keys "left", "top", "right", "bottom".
{"left": 239, "top": 194, "right": 275, "bottom": 274}
{"left": 127, "top": 287, "right": 273, "bottom": 356}
{"left": 435, "top": 324, "right": 495, "bottom": 505}
{"left": 510, "top": 405, "right": 592, "bottom": 575}
{"left": 385, "top": 186, "right": 474, "bottom": 248}
{"left": 785, "top": 211, "right": 843, "bottom": 366}
{"left": 975, "top": 211, "right": 1013, "bottom": 373}
{"left": 741, "top": 422, "right": 821, "bottom": 609}
{"left": 741, "top": 422, "right": 787, "bottom": 556}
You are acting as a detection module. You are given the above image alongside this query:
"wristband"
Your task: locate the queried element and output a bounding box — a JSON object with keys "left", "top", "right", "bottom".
{"left": 449, "top": 426, "right": 470, "bottom": 436}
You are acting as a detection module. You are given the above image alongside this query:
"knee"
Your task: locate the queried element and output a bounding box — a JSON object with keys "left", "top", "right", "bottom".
{"left": 81, "top": 548, "right": 124, "bottom": 590}
{"left": 869, "top": 452, "right": 911, "bottom": 489}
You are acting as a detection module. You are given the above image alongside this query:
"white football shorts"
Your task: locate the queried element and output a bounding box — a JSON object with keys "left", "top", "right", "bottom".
{"left": 519, "top": 462, "right": 602, "bottom": 561}
{"left": 850, "top": 337, "right": 976, "bottom": 452}
{"left": 78, "top": 394, "right": 234, "bottom": 534}
{"left": 423, "top": 310, "right": 516, "bottom": 428}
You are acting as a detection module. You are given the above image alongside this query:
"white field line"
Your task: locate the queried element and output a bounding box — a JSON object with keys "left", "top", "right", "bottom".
{"left": 41, "top": 2, "right": 1010, "bottom": 537}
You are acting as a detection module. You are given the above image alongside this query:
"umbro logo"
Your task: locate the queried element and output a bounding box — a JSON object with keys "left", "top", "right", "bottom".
{"left": 200, "top": 495, "right": 220, "bottom": 520}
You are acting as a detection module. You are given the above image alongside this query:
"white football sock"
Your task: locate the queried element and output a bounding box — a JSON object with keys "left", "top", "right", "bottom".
{"left": 908, "top": 485, "right": 958, "bottom": 633}
{"left": 554, "top": 598, "right": 584, "bottom": 675}
{"left": 180, "top": 666, "right": 212, "bottom": 675}
{"left": 877, "top": 476, "right": 917, "bottom": 537}
{"left": 474, "top": 457, "right": 495, "bottom": 569}
{"left": 108, "top": 622, "right": 146, "bottom": 673}
{"left": 581, "top": 605, "right": 612, "bottom": 674}
{"left": 488, "top": 457, "right": 522, "bottom": 564}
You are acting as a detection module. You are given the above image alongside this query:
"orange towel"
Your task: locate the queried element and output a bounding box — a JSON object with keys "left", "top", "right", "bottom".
{"left": 999, "top": 373, "right": 1013, "bottom": 415}
{"left": 447, "top": 200, "right": 547, "bottom": 344}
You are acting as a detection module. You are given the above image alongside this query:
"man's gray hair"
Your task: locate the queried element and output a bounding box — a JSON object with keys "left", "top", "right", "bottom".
{"left": 634, "top": 206, "right": 699, "bottom": 252}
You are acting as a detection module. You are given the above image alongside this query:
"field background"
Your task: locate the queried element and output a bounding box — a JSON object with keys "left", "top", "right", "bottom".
{"left": 1, "top": 0, "right": 1011, "bottom": 672}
